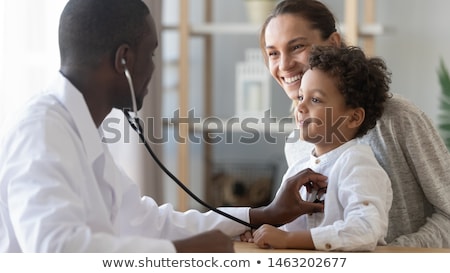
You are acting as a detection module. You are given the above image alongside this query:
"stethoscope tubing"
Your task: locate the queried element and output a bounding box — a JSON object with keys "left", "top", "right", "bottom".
{"left": 123, "top": 110, "right": 257, "bottom": 229}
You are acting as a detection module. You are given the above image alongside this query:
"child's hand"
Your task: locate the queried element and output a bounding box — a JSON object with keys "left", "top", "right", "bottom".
{"left": 239, "top": 230, "right": 254, "bottom": 242}
{"left": 252, "top": 224, "right": 288, "bottom": 249}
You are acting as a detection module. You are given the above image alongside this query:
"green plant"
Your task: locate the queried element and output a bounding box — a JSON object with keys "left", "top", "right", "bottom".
{"left": 437, "top": 59, "right": 450, "bottom": 150}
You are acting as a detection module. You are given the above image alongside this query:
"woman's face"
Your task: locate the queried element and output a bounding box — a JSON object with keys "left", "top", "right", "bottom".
{"left": 264, "top": 14, "right": 338, "bottom": 101}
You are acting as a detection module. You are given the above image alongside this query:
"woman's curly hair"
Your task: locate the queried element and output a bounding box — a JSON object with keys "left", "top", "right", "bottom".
{"left": 308, "top": 46, "right": 392, "bottom": 138}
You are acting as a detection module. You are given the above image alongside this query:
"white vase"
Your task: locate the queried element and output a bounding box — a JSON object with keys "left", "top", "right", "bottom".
{"left": 245, "top": 0, "right": 277, "bottom": 24}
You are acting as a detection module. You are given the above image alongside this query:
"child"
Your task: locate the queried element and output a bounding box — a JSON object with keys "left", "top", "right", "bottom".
{"left": 252, "top": 46, "right": 393, "bottom": 251}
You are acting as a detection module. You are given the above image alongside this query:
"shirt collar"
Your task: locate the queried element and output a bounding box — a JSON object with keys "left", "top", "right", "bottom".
{"left": 309, "top": 139, "right": 358, "bottom": 166}
{"left": 47, "top": 72, "right": 105, "bottom": 164}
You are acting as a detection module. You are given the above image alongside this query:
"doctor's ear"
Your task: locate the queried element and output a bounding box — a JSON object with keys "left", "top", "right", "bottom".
{"left": 114, "top": 43, "right": 133, "bottom": 72}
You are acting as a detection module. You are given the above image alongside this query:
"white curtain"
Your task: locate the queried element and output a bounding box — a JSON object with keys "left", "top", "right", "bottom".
{"left": 0, "top": 0, "right": 67, "bottom": 129}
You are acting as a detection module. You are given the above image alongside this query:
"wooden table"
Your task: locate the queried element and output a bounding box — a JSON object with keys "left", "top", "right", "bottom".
{"left": 234, "top": 241, "right": 450, "bottom": 253}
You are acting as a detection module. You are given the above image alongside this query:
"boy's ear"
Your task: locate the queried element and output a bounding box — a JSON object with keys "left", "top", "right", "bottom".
{"left": 348, "top": 107, "right": 365, "bottom": 129}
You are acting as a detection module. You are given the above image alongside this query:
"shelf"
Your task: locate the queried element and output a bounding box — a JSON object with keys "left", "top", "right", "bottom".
{"left": 338, "top": 23, "right": 386, "bottom": 37}
{"left": 190, "top": 23, "right": 262, "bottom": 35}
{"left": 163, "top": 23, "right": 261, "bottom": 35}
{"left": 163, "top": 22, "right": 386, "bottom": 37}
{"left": 163, "top": 117, "right": 296, "bottom": 134}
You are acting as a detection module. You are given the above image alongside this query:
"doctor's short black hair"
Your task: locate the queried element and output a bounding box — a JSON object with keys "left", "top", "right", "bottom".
{"left": 59, "top": 0, "right": 150, "bottom": 67}
{"left": 308, "top": 46, "right": 392, "bottom": 138}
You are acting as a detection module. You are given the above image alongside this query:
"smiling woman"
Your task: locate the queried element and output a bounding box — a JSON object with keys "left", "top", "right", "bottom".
{"left": 0, "top": 0, "right": 68, "bottom": 130}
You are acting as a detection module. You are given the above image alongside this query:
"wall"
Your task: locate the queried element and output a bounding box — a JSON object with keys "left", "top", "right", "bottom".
{"left": 375, "top": 0, "right": 450, "bottom": 123}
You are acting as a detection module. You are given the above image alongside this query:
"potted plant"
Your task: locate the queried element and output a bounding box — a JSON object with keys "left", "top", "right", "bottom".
{"left": 437, "top": 59, "right": 450, "bottom": 150}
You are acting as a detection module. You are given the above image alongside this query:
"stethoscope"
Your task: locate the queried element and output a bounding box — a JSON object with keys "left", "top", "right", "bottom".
{"left": 121, "top": 58, "right": 257, "bottom": 229}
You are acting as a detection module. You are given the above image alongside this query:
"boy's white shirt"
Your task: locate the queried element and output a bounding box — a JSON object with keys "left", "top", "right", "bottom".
{"left": 278, "top": 139, "right": 392, "bottom": 251}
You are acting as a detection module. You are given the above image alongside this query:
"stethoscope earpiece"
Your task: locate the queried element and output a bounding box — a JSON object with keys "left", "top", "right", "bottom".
{"left": 122, "top": 58, "right": 138, "bottom": 119}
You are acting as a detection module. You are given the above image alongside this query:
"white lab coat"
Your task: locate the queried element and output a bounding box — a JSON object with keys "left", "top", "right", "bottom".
{"left": 0, "top": 73, "right": 249, "bottom": 252}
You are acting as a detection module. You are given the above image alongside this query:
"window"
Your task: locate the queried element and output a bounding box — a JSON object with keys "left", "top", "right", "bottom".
{"left": 0, "top": 0, "right": 68, "bottom": 130}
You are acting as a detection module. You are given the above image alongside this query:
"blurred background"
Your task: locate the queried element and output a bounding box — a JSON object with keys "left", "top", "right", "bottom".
{"left": 1, "top": 0, "right": 449, "bottom": 211}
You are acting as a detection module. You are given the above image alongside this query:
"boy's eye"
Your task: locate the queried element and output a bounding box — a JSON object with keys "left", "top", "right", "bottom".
{"left": 297, "top": 95, "right": 304, "bottom": 101}
{"left": 312, "top": 98, "right": 320, "bottom": 103}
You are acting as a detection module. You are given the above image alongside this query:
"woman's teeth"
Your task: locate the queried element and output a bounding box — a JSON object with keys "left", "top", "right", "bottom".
{"left": 284, "top": 75, "right": 301, "bottom": 84}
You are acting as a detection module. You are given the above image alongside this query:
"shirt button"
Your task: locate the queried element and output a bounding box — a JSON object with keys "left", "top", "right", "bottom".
{"left": 325, "top": 243, "right": 332, "bottom": 249}
{"left": 315, "top": 159, "right": 321, "bottom": 164}
{"left": 363, "top": 201, "right": 369, "bottom": 206}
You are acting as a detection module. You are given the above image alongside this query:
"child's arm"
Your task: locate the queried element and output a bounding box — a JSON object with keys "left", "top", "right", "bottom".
{"left": 253, "top": 224, "right": 315, "bottom": 249}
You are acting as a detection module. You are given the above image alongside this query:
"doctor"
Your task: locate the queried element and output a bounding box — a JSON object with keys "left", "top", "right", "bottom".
{"left": 0, "top": 0, "right": 327, "bottom": 253}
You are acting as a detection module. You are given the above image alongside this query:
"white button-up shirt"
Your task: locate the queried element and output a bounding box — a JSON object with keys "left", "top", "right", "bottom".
{"left": 0, "top": 73, "right": 249, "bottom": 252}
{"left": 278, "top": 140, "right": 393, "bottom": 251}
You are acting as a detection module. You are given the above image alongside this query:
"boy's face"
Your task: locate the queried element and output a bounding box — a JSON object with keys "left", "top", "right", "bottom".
{"left": 296, "top": 68, "right": 355, "bottom": 156}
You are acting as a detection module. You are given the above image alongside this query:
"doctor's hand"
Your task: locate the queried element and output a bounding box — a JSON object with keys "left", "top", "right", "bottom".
{"left": 173, "top": 230, "right": 235, "bottom": 253}
{"left": 249, "top": 168, "right": 327, "bottom": 227}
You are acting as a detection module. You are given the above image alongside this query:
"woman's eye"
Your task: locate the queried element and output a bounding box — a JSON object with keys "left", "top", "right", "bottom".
{"left": 293, "top": 44, "right": 305, "bottom": 51}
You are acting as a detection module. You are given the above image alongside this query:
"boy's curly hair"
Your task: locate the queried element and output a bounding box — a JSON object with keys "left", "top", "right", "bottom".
{"left": 308, "top": 46, "right": 392, "bottom": 138}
